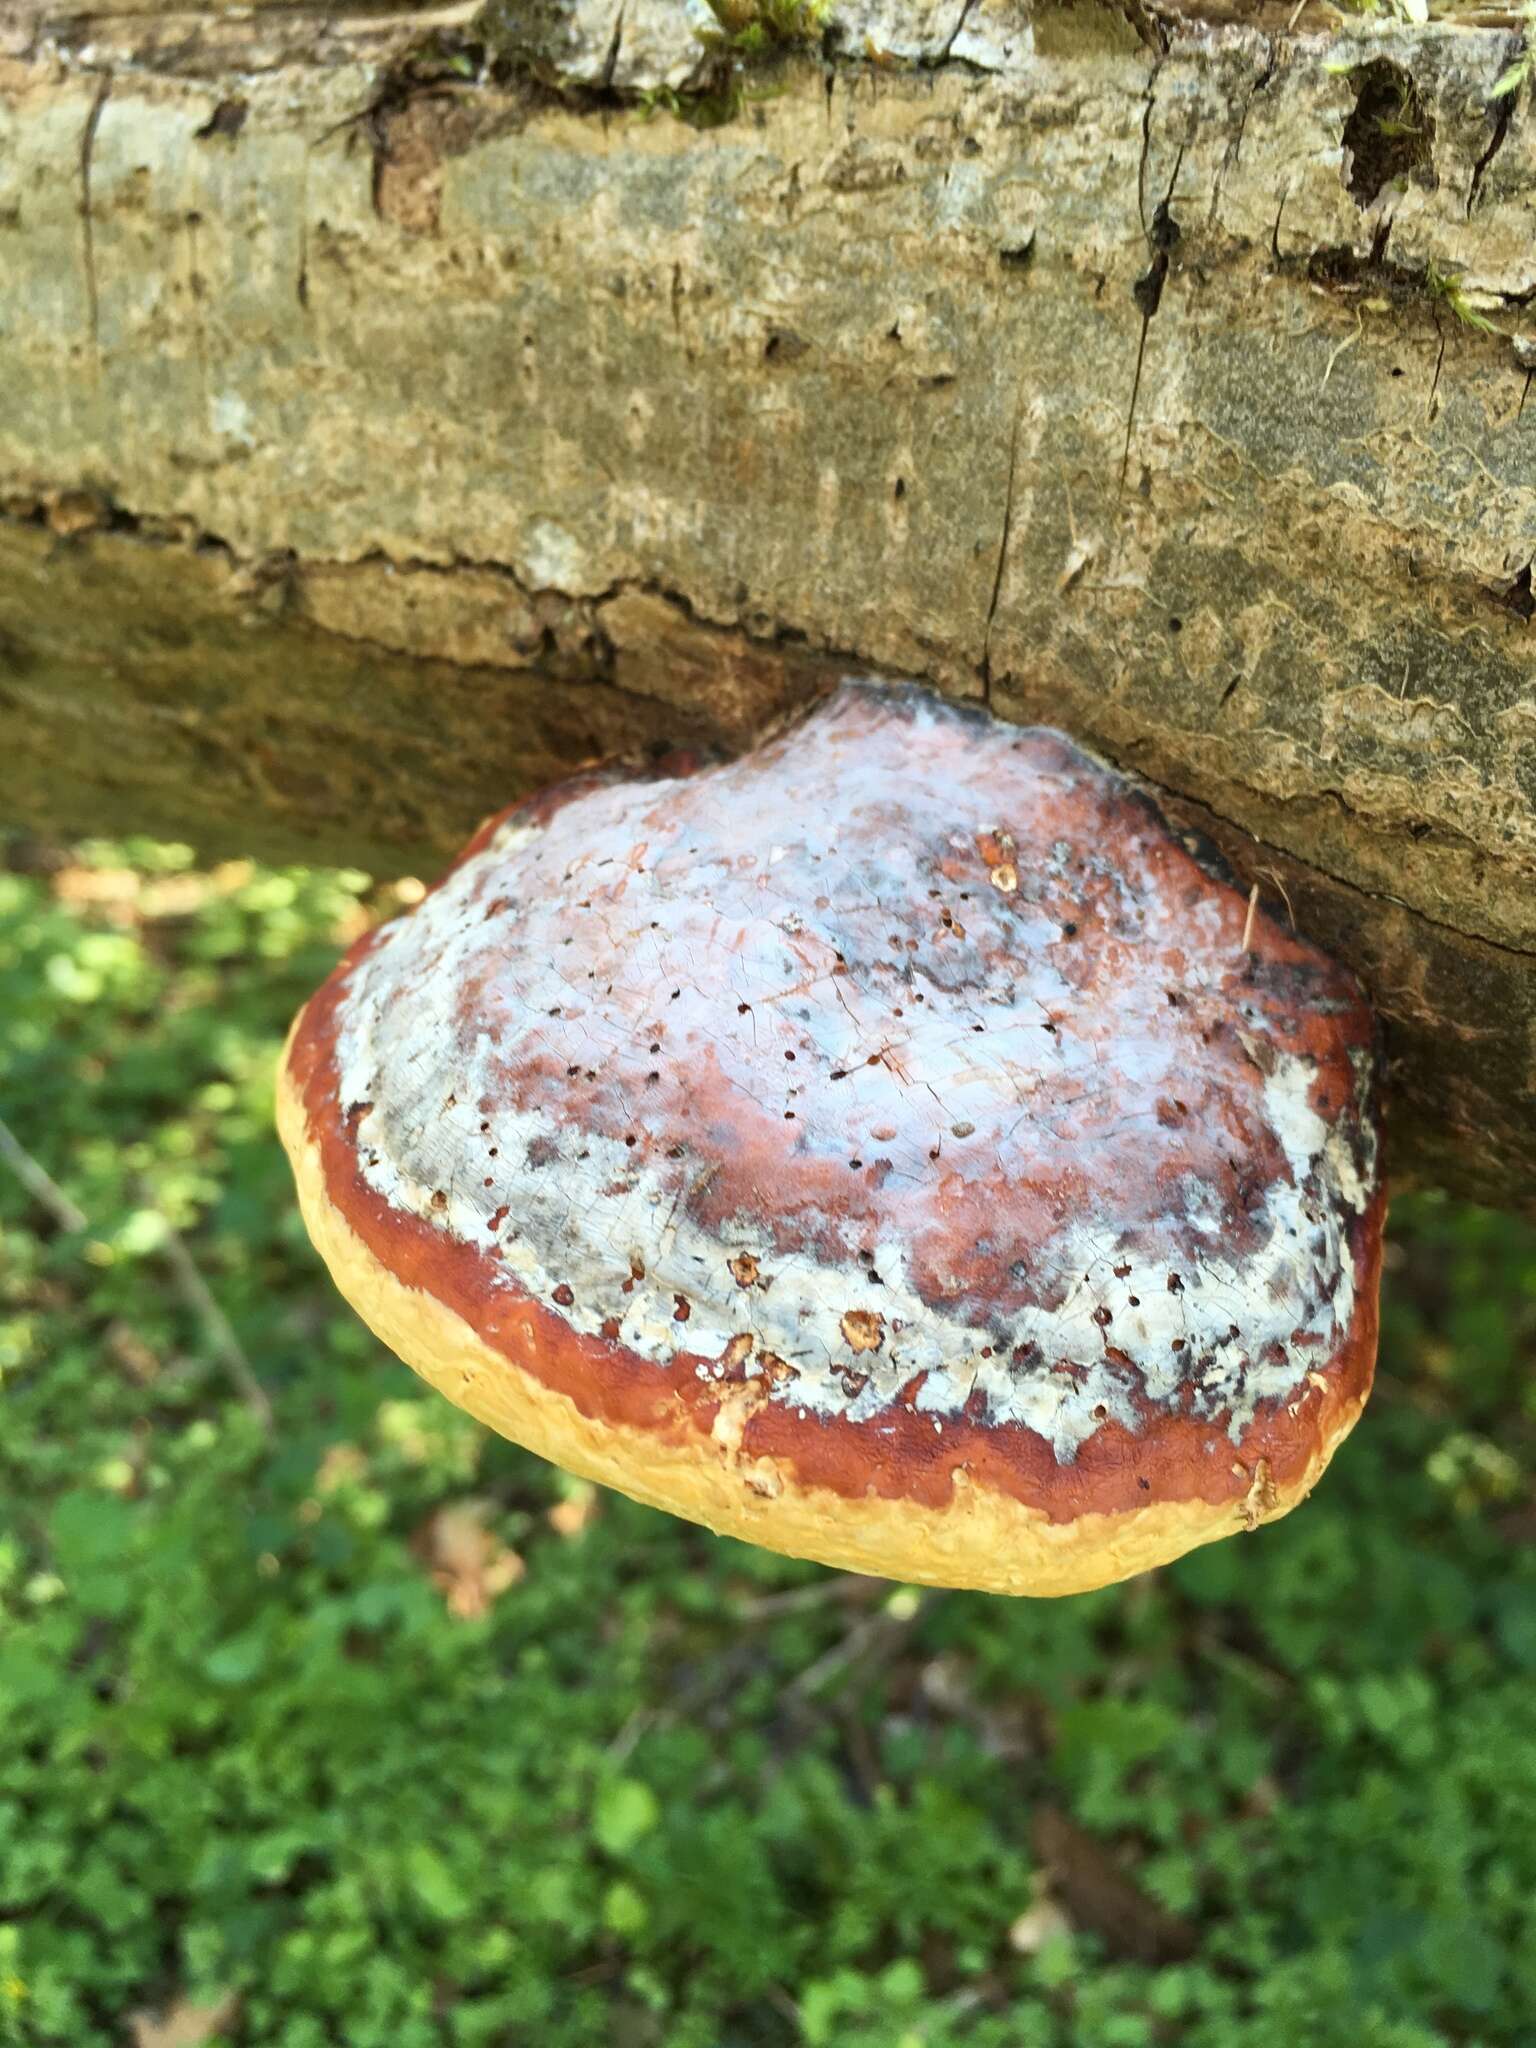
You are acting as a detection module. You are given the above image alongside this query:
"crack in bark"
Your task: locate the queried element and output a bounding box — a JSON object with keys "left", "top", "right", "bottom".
{"left": 936, "top": 0, "right": 976, "bottom": 65}
{"left": 1427, "top": 313, "right": 1447, "bottom": 420}
{"left": 980, "top": 383, "right": 1026, "bottom": 706}
{"left": 1123, "top": 136, "right": 1183, "bottom": 497}
{"left": 599, "top": 2, "right": 624, "bottom": 91}
{"left": 77, "top": 73, "right": 111, "bottom": 369}
{"left": 1135, "top": 53, "right": 1163, "bottom": 243}
{"left": 1466, "top": 69, "right": 1515, "bottom": 217}
{"left": 295, "top": 142, "right": 310, "bottom": 310}
{"left": 1164, "top": 775, "right": 1535, "bottom": 965}
{"left": 1208, "top": 40, "right": 1273, "bottom": 228}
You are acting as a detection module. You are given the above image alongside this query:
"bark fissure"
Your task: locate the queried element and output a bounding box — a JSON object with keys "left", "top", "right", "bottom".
{"left": 1123, "top": 138, "right": 1182, "bottom": 495}
{"left": 1466, "top": 79, "right": 1514, "bottom": 216}
{"left": 937, "top": 0, "right": 977, "bottom": 65}
{"left": 981, "top": 386, "right": 1027, "bottom": 705}
{"left": 77, "top": 73, "right": 110, "bottom": 367}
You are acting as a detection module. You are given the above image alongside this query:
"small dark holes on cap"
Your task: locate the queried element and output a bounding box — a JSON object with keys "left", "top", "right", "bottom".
{"left": 848, "top": 1157, "right": 864, "bottom": 1170}
{"left": 784, "top": 1050, "right": 796, "bottom": 1060}
{"left": 625, "top": 1133, "right": 637, "bottom": 1147}
{"left": 552, "top": 1283, "right": 575, "bottom": 1306}
{"left": 1169, "top": 616, "right": 1183, "bottom": 633}
{"left": 673, "top": 1295, "right": 691, "bottom": 1321}
{"left": 1061, "top": 921, "right": 1078, "bottom": 937}
{"left": 1114, "top": 1262, "right": 1132, "bottom": 1278}
{"left": 671, "top": 990, "right": 681, "bottom": 1000}
{"left": 479, "top": 1119, "right": 491, "bottom": 1132}
{"left": 1167, "top": 1272, "right": 1184, "bottom": 1293}
{"left": 1092, "top": 1306, "right": 1113, "bottom": 1327}
{"left": 650, "top": 1042, "right": 661, "bottom": 1053}
{"left": 1138, "top": 1475, "right": 1151, "bottom": 1490}
{"left": 646, "top": 1071, "right": 659, "bottom": 1084}
{"left": 738, "top": 1003, "right": 750, "bottom": 1014}
{"left": 1093, "top": 1403, "right": 1108, "bottom": 1420}
{"left": 1128, "top": 1295, "right": 1140, "bottom": 1307}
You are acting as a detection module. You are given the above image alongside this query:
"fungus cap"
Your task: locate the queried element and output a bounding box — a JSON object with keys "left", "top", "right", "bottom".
{"left": 277, "top": 681, "right": 1384, "bottom": 1597}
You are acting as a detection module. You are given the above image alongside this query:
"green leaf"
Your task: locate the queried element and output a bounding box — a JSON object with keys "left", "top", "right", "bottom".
{"left": 406, "top": 1844, "right": 471, "bottom": 1922}
{"left": 1491, "top": 56, "right": 1530, "bottom": 98}
{"left": 592, "top": 1778, "right": 660, "bottom": 1857}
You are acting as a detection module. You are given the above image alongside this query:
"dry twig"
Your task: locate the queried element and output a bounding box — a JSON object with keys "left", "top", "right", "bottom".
{"left": 0, "top": 1113, "right": 87, "bottom": 1232}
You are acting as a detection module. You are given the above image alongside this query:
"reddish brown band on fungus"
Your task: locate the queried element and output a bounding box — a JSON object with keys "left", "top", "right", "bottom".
{"left": 286, "top": 869, "right": 1384, "bottom": 1530}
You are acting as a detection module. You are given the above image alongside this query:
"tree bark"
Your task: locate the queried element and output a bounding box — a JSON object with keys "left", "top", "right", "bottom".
{"left": 2, "top": 0, "right": 1534, "bottom": 1209}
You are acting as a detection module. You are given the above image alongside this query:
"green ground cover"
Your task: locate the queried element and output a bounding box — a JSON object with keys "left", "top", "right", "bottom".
{"left": 1, "top": 836, "right": 1534, "bottom": 2048}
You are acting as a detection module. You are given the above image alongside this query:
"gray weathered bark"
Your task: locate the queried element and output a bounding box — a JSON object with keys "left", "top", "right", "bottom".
{"left": 2, "top": 0, "right": 1534, "bottom": 1209}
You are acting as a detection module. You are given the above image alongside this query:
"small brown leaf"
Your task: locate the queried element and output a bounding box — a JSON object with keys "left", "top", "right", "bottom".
{"left": 130, "top": 1992, "right": 240, "bottom": 2048}
{"left": 314, "top": 1442, "right": 368, "bottom": 1494}
{"left": 414, "top": 1500, "right": 525, "bottom": 1619}
{"left": 1030, "top": 1805, "right": 1197, "bottom": 1965}
{"left": 547, "top": 1484, "right": 600, "bottom": 1538}
{"left": 106, "top": 1320, "right": 161, "bottom": 1384}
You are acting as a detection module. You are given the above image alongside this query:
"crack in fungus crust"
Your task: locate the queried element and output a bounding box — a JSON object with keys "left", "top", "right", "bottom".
{"left": 280, "top": 681, "right": 1385, "bottom": 1587}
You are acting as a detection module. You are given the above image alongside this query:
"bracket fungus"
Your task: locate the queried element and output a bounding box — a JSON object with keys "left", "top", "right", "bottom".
{"left": 277, "top": 681, "right": 1384, "bottom": 1597}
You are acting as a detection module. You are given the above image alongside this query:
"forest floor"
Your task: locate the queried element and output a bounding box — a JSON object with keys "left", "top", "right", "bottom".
{"left": 2, "top": 834, "right": 1535, "bottom": 2048}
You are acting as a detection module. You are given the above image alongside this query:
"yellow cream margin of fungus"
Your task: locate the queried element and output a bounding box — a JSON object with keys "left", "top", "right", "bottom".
{"left": 276, "top": 1052, "right": 1369, "bottom": 1599}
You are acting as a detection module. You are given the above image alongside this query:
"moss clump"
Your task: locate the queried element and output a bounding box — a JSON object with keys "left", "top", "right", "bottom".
{"left": 1425, "top": 259, "right": 1505, "bottom": 336}
{"left": 703, "top": 0, "right": 835, "bottom": 57}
